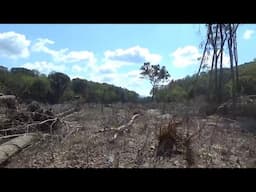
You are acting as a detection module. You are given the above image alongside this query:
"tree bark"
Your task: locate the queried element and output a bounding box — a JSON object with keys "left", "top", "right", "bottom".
{"left": 233, "top": 25, "right": 239, "bottom": 95}
{"left": 218, "top": 24, "right": 224, "bottom": 104}
{"left": 0, "top": 133, "right": 39, "bottom": 165}
{"left": 228, "top": 24, "right": 236, "bottom": 118}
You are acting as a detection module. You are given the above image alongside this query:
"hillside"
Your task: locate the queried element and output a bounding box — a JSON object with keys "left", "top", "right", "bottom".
{"left": 155, "top": 60, "right": 256, "bottom": 102}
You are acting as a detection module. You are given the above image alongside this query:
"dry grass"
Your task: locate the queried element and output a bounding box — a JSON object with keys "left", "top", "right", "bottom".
{"left": 3, "top": 102, "right": 256, "bottom": 168}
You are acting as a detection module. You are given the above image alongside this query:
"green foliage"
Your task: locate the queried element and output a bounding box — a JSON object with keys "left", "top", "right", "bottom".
{"left": 0, "top": 65, "right": 139, "bottom": 104}
{"left": 48, "top": 72, "right": 71, "bottom": 103}
{"left": 140, "top": 62, "right": 170, "bottom": 100}
{"left": 29, "top": 77, "right": 51, "bottom": 102}
{"left": 155, "top": 60, "right": 256, "bottom": 103}
{"left": 71, "top": 78, "right": 88, "bottom": 96}
{"left": 60, "top": 85, "right": 75, "bottom": 102}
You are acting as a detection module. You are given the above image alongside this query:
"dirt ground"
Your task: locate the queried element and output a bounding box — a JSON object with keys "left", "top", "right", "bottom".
{"left": 3, "top": 103, "right": 256, "bottom": 168}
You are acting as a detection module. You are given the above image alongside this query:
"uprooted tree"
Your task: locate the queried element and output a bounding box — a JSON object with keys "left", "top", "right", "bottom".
{"left": 140, "top": 62, "right": 170, "bottom": 101}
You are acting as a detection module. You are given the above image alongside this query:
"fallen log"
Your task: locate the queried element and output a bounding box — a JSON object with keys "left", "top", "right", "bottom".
{"left": 0, "top": 133, "right": 39, "bottom": 165}
{"left": 97, "top": 113, "right": 140, "bottom": 133}
{"left": 96, "top": 113, "right": 140, "bottom": 142}
{"left": 57, "top": 107, "right": 78, "bottom": 118}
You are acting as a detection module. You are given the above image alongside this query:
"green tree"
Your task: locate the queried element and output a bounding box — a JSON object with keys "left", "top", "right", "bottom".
{"left": 48, "top": 72, "right": 70, "bottom": 103}
{"left": 71, "top": 78, "right": 88, "bottom": 98}
{"left": 29, "top": 77, "right": 51, "bottom": 102}
{"left": 140, "top": 62, "right": 170, "bottom": 101}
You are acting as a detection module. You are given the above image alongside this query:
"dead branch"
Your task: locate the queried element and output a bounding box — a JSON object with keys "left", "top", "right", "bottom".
{"left": 25, "top": 118, "right": 58, "bottom": 133}
{"left": 57, "top": 107, "right": 78, "bottom": 118}
{"left": 185, "top": 120, "right": 206, "bottom": 142}
{"left": 96, "top": 114, "right": 140, "bottom": 134}
{"left": 0, "top": 134, "right": 29, "bottom": 140}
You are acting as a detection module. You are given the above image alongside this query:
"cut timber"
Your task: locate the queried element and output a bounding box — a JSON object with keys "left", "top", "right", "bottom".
{"left": 57, "top": 107, "right": 78, "bottom": 118}
{"left": 0, "top": 133, "right": 39, "bottom": 165}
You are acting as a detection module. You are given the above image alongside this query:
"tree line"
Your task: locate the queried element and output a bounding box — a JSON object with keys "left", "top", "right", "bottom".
{"left": 153, "top": 60, "right": 256, "bottom": 103}
{"left": 0, "top": 66, "right": 139, "bottom": 104}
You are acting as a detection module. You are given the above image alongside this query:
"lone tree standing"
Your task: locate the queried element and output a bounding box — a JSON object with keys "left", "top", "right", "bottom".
{"left": 140, "top": 62, "right": 170, "bottom": 101}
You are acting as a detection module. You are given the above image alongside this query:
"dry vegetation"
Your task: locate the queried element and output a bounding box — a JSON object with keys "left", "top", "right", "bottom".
{"left": 1, "top": 98, "right": 256, "bottom": 168}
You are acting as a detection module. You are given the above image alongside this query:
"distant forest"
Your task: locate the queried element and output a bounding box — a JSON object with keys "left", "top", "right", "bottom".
{"left": 0, "top": 66, "right": 139, "bottom": 104}
{"left": 0, "top": 59, "right": 256, "bottom": 104}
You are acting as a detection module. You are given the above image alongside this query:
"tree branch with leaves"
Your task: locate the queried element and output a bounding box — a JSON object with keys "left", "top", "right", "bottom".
{"left": 140, "top": 62, "right": 170, "bottom": 101}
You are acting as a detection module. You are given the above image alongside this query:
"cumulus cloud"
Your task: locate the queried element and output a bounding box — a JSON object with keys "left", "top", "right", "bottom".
{"left": 72, "top": 64, "right": 83, "bottom": 72}
{"left": 22, "top": 61, "right": 66, "bottom": 75}
{"left": 97, "top": 60, "right": 134, "bottom": 74}
{"left": 85, "top": 46, "right": 163, "bottom": 96}
{"left": 0, "top": 31, "right": 31, "bottom": 59}
{"left": 171, "top": 45, "right": 230, "bottom": 68}
{"left": 88, "top": 68, "right": 150, "bottom": 96}
{"left": 127, "top": 70, "right": 141, "bottom": 78}
{"left": 98, "top": 67, "right": 115, "bottom": 74}
{"left": 104, "top": 46, "right": 162, "bottom": 64}
{"left": 32, "top": 38, "right": 96, "bottom": 66}
{"left": 92, "top": 46, "right": 162, "bottom": 78}
{"left": 243, "top": 29, "right": 255, "bottom": 40}
{"left": 171, "top": 45, "right": 201, "bottom": 68}
{"left": 203, "top": 50, "right": 230, "bottom": 68}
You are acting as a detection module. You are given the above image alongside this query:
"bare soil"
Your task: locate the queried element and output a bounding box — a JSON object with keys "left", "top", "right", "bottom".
{"left": 3, "top": 103, "right": 256, "bottom": 168}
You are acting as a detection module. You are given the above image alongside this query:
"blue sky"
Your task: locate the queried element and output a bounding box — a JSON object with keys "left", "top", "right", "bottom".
{"left": 0, "top": 24, "right": 255, "bottom": 96}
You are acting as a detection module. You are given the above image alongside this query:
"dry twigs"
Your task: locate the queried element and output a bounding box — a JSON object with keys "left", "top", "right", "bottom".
{"left": 96, "top": 113, "right": 140, "bottom": 141}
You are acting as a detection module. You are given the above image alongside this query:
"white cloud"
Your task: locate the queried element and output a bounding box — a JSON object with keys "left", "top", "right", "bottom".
{"left": 88, "top": 68, "right": 150, "bottom": 96}
{"left": 127, "top": 70, "right": 141, "bottom": 78}
{"left": 92, "top": 46, "right": 162, "bottom": 78}
{"left": 171, "top": 45, "right": 201, "bottom": 68}
{"left": 97, "top": 60, "right": 134, "bottom": 74}
{"left": 69, "top": 74, "right": 85, "bottom": 80}
{"left": 0, "top": 31, "right": 31, "bottom": 59}
{"left": 39, "top": 45, "right": 162, "bottom": 96}
{"left": 72, "top": 64, "right": 83, "bottom": 72}
{"left": 204, "top": 50, "right": 230, "bottom": 68}
{"left": 85, "top": 46, "right": 163, "bottom": 96}
{"left": 104, "top": 46, "right": 162, "bottom": 64}
{"left": 243, "top": 29, "right": 255, "bottom": 40}
{"left": 32, "top": 38, "right": 96, "bottom": 66}
{"left": 171, "top": 45, "right": 230, "bottom": 68}
{"left": 22, "top": 61, "right": 66, "bottom": 75}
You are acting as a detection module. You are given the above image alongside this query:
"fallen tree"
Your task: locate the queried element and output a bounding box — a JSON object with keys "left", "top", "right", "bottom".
{"left": 0, "top": 133, "right": 39, "bottom": 165}
{"left": 0, "top": 96, "right": 80, "bottom": 166}
{"left": 96, "top": 113, "right": 141, "bottom": 141}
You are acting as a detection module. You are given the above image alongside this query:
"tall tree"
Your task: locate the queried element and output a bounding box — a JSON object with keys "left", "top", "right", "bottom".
{"left": 197, "top": 24, "right": 239, "bottom": 117}
{"left": 140, "top": 62, "right": 170, "bottom": 101}
{"left": 48, "top": 72, "right": 70, "bottom": 103}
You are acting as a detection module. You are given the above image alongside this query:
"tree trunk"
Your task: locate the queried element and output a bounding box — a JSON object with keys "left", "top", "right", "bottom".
{"left": 228, "top": 24, "right": 236, "bottom": 118}
{"left": 0, "top": 133, "right": 39, "bottom": 165}
{"left": 233, "top": 26, "right": 239, "bottom": 96}
{"left": 218, "top": 24, "right": 224, "bottom": 104}
{"left": 152, "top": 83, "right": 156, "bottom": 102}
{"left": 214, "top": 25, "right": 219, "bottom": 103}
{"left": 208, "top": 25, "right": 215, "bottom": 102}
